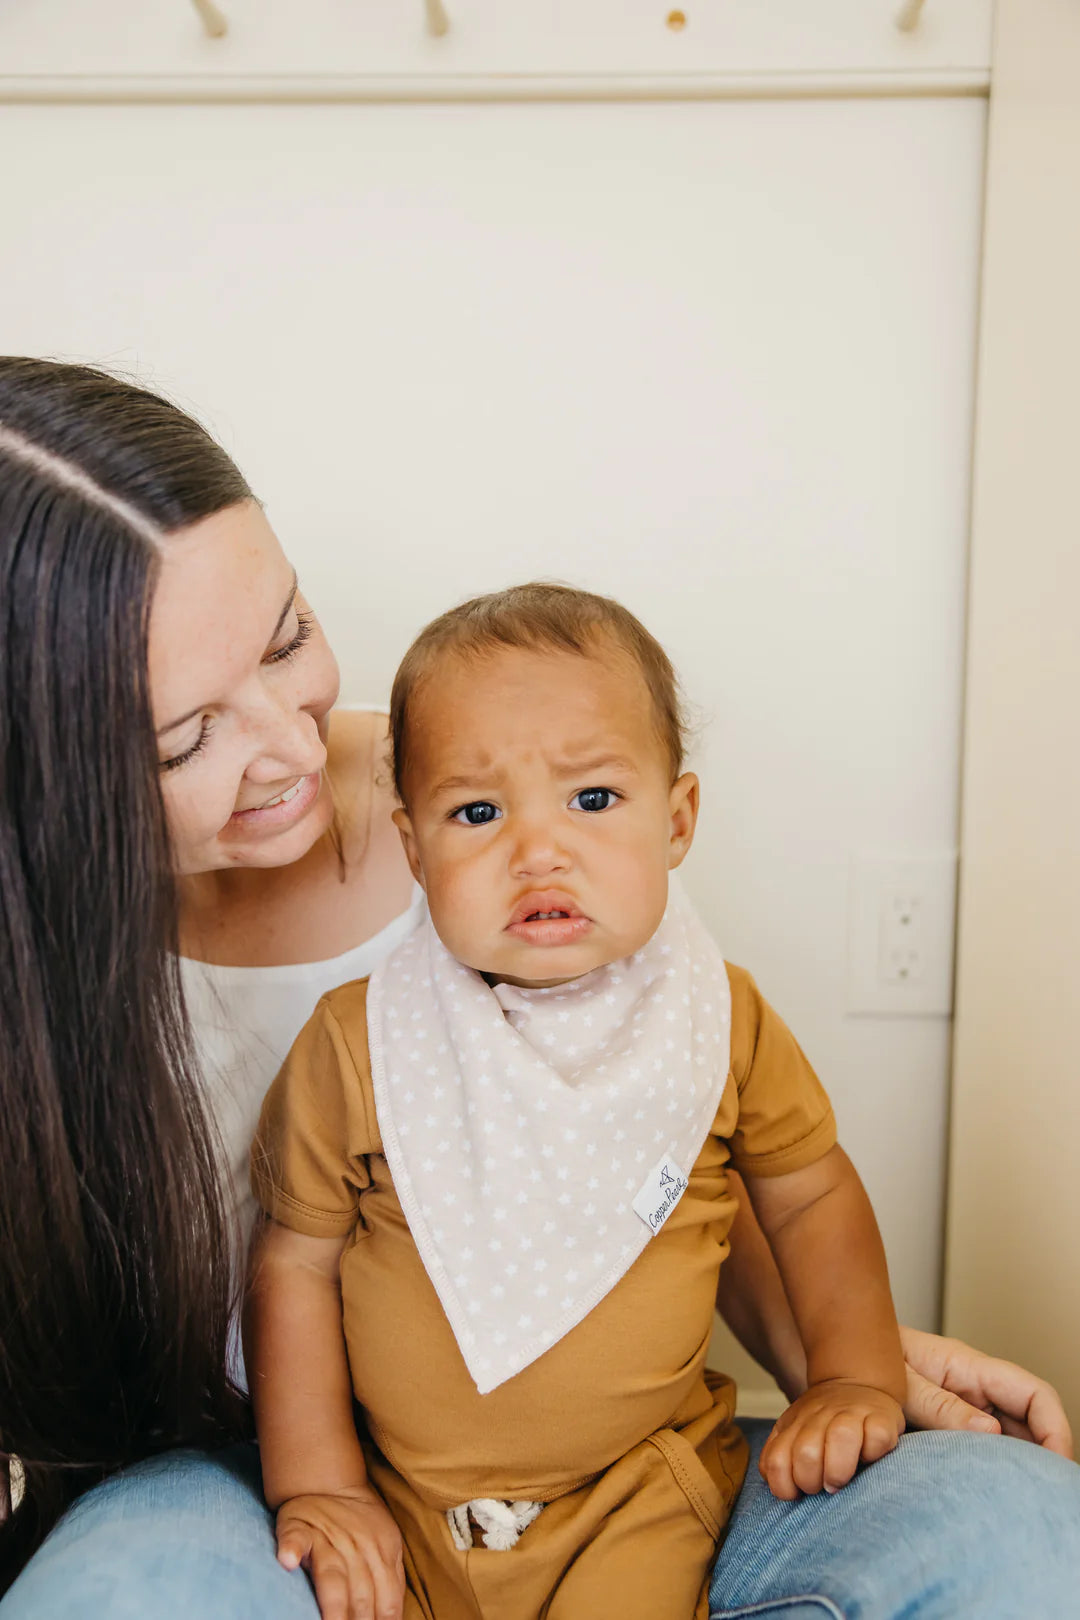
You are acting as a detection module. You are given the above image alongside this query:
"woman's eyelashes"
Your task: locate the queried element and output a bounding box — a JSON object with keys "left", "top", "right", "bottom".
{"left": 160, "top": 717, "right": 213, "bottom": 773}
{"left": 159, "top": 614, "right": 315, "bottom": 772}
{"left": 449, "top": 788, "right": 621, "bottom": 824}
{"left": 265, "top": 610, "right": 314, "bottom": 666}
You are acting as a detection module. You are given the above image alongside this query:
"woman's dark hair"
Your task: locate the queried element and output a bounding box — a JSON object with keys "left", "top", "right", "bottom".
{"left": 0, "top": 359, "right": 253, "bottom": 1589}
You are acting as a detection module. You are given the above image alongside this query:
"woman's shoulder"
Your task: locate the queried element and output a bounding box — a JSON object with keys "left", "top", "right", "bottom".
{"left": 327, "top": 705, "right": 389, "bottom": 783}
{"left": 326, "top": 705, "right": 395, "bottom": 849}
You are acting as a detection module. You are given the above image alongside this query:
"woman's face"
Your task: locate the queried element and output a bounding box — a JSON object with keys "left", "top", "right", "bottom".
{"left": 149, "top": 500, "right": 341, "bottom": 876}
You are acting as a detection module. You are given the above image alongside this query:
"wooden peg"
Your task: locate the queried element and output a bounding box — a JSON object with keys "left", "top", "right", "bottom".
{"left": 896, "top": 0, "right": 926, "bottom": 31}
{"left": 423, "top": 0, "right": 450, "bottom": 38}
{"left": 192, "top": 0, "right": 228, "bottom": 39}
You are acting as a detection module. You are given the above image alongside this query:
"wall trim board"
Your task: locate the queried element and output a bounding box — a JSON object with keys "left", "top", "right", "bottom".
{"left": 943, "top": 0, "right": 1080, "bottom": 1425}
{"left": 0, "top": 69, "right": 990, "bottom": 106}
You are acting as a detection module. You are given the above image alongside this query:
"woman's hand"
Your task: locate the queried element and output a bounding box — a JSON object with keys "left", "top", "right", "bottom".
{"left": 276, "top": 1486, "right": 406, "bottom": 1620}
{"left": 759, "top": 1379, "right": 905, "bottom": 1500}
{"left": 716, "top": 1173, "right": 1073, "bottom": 1459}
{"left": 900, "top": 1324, "right": 1073, "bottom": 1458}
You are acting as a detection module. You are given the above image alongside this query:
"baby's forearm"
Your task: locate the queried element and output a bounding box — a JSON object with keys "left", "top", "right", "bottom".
{"left": 747, "top": 1147, "right": 906, "bottom": 1404}
{"left": 245, "top": 1221, "right": 369, "bottom": 1510}
{"left": 715, "top": 1171, "right": 807, "bottom": 1400}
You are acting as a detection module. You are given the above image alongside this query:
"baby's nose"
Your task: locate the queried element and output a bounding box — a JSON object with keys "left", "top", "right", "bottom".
{"left": 510, "top": 823, "right": 570, "bottom": 877}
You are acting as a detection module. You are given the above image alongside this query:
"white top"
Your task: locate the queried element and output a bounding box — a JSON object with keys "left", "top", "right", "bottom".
{"left": 180, "top": 702, "right": 422, "bottom": 1238}
{"left": 182, "top": 886, "right": 427, "bottom": 1243}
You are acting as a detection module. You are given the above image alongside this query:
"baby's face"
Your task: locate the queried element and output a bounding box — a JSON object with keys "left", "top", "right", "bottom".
{"left": 393, "top": 642, "right": 698, "bottom": 987}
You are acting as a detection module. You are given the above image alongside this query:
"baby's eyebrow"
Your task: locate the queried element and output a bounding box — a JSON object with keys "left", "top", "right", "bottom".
{"left": 426, "top": 755, "right": 640, "bottom": 798}
{"left": 427, "top": 772, "right": 491, "bottom": 800}
{"left": 554, "top": 754, "right": 640, "bottom": 777}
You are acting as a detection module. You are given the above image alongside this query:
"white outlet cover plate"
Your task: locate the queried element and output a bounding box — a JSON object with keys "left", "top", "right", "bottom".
{"left": 847, "top": 853, "right": 958, "bottom": 1018}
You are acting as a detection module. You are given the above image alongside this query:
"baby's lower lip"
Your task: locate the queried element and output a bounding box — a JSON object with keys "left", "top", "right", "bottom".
{"left": 505, "top": 915, "right": 593, "bottom": 947}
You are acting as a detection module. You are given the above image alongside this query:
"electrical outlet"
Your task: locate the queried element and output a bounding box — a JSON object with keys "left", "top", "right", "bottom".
{"left": 879, "top": 889, "right": 924, "bottom": 983}
{"left": 848, "top": 854, "right": 958, "bottom": 1016}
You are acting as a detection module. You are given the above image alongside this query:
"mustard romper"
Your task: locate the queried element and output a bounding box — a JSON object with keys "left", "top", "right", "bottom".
{"left": 252, "top": 963, "right": 836, "bottom": 1620}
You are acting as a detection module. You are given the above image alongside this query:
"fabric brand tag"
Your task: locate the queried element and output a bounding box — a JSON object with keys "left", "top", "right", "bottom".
{"left": 632, "top": 1154, "right": 688, "bottom": 1235}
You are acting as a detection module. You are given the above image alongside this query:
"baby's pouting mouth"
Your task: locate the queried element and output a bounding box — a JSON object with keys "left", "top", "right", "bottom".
{"left": 508, "top": 889, "right": 583, "bottom": 923}
{"left": 506, "top": 891, "right": 592, "bottom": 945}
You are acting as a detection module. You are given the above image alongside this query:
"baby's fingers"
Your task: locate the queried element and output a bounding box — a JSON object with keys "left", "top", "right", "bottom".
{"left": 821, "top": 1412, "right": 866, "bottom": 1493}
{"left": 368, "top": 1550, "right": 406, "bottom": 1620}
{"left": 788, "top": 1411, "right": 835, "bottom": 1496}
{"left": 860, "top": 1407, "right": 902, "bottom": 1466}
{"left": 759, "top": 1420, "right": 801, "bottom": 1501}
{"left": 275, "top": 1521, "right": 369, "bottom": 1620}
{"left": 275, "top": 1517, "right": 314, "bottom": 1573}
{"left": 307, "top": 1535, "right": 364, "bottom": 1620}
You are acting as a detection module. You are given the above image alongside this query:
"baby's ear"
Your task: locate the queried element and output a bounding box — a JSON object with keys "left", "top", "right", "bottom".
{"left": 392, "top": 806, "right": 425, "bottom": 888}
{"left": 667, "top": 772, "right": 699, "bottom": 870}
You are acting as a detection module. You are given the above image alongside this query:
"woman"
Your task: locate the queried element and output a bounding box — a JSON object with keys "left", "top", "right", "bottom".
{"left": 0, "top": 358, "right": 1075, "bottom": 1618}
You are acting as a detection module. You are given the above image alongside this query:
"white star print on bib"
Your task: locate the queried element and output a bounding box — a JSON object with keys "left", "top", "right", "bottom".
{"left": 366, "top": 886, "right": 731, "bottom": 1395}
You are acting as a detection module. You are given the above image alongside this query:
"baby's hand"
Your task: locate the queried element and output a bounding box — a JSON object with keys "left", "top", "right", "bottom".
{"left": 759, "top": 1380, "right": 905, "bottom": 1500}
{"left": 275, "top": 1486, "right": 406, "bottom": 1620}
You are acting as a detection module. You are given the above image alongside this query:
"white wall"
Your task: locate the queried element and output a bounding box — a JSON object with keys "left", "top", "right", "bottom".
{"left": 0, "top": 91, "right": 985, "bottom": 1390}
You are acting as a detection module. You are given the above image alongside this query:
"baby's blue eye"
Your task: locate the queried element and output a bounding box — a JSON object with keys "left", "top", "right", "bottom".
{"left": 571, "top": 787, "right": 617, "bottom": 813}
{"left": 452, "top": 801, "right": 501, "bottom": 826}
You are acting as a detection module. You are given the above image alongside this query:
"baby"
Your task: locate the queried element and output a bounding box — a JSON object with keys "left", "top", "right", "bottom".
{"left": 246, "top": 583, "right": 906, "bottom": 1620}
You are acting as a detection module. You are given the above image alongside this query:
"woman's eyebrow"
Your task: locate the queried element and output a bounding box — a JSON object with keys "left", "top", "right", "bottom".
{"left": 156, "top": 572, "right": 299, "bottom": 736}
{"left": 270, "top": 573, "right": 300, "bottom": 642}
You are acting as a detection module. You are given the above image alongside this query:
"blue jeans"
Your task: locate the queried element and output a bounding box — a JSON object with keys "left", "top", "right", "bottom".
{"left": 2, "top": 1421, "right": 1078, "bottom": 1619}
{"left": 708, "top": 1419, "right": 1080, "bottom": 1617}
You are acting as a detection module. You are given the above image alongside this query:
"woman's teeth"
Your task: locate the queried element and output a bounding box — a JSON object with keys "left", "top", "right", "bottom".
{"left": 263, "top": 779, "right": 304, "bottom": 809}
{"left": 530, "top": 910, "right": 569, "bottom": 920}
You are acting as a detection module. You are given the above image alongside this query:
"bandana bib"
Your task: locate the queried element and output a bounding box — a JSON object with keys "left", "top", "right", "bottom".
{"left": 367, "top": 887, "right": 731, "bottom": 1395}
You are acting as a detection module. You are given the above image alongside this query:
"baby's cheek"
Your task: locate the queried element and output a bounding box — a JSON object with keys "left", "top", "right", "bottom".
{"left": 422, "top": 864, "right": 489, "bottom": 958}
{"left": 609, "top": 850, "right": 668, "bottom": 942}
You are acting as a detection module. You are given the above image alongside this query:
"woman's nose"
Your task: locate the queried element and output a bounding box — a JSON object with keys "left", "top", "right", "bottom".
{"left": 243, "top": 700, "right": 327, "bottom": 785}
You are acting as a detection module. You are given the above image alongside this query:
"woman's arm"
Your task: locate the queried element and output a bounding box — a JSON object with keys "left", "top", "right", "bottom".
{"left": 718, "top": 1169, "right": 1073, "bottom": 1456}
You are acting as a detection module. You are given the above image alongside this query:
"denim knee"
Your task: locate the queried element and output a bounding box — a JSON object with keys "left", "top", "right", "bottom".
{"left": 0, "top": 1446, "right": 318, "bottom": 1620}
{"left": 711, "top": 1428, "right": 1080, "bottom": 1620}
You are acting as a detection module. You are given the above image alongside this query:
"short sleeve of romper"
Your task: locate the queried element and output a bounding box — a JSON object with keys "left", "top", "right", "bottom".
{"left": 720, "top": 963, "right": 836, "bottom": 1176}
{"left": 253, "top": 964, "right": 838, "bottom": 1249}
{"left": 251, "top": 979, "right": 377, "bottom": 1237}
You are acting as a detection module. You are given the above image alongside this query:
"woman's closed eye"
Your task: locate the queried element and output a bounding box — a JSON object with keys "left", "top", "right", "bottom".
{"left": 570, "top": 787, "right": 620, "bottom": 813}
{"left": 160, "top": 716, "right": 213, "bottom": 773}
{"left": 451, "top": 801, "right": 502, "bottom": 826}
{"left": 159, "top": 614, "right": 316, "bottom": 772}
{"left": 264, "top": 610, "right": 314, "bottom": 666}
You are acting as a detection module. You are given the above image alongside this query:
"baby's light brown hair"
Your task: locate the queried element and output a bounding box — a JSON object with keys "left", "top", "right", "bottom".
{"left": 390, "top": 581, "right": 688, "bottom": 804}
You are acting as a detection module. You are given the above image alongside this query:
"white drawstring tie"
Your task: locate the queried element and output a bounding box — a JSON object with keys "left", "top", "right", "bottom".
{"left": 447, "top": 1497, "right": 544, "bottom": 1552}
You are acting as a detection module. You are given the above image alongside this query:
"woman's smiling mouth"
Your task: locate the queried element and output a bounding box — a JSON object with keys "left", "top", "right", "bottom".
{"left": 229, "top": 771, "right": 322, "bottom": 833}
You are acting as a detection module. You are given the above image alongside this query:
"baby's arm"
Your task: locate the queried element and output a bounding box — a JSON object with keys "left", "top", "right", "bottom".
{"left": 244, "top": 1218, "right": 405, "bottom": 1620}
{"left": 743, "top": 1144, "right": 906, "bottom": 1500}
